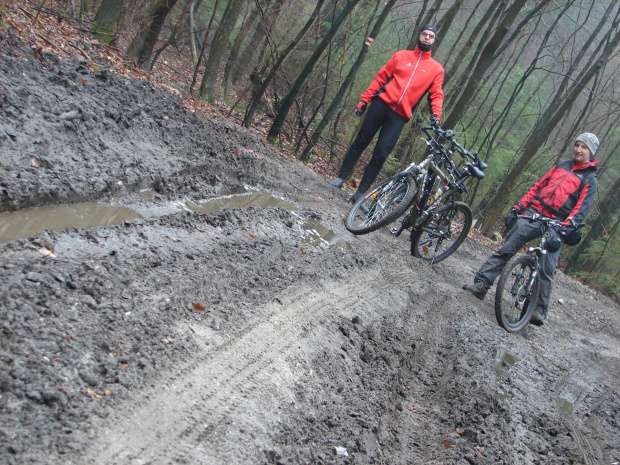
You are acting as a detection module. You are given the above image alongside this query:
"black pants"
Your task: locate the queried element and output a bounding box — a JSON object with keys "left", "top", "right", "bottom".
{"left": 337, "top": 99, "right": 408, "bottom": 193}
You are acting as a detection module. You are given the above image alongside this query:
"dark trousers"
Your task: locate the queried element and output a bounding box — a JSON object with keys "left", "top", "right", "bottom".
{"left": 474, "top": 209, "right": 561, "bottom": 314}
{"left": 338, "top": 99, "right": 408, "bottom": 193}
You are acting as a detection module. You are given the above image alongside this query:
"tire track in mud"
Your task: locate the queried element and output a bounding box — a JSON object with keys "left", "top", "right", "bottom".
{"left": 389, "top": 275, "right": 471, "bottom": 463}
{"left": 86, "top": 265, "right": 415, "bottom": 464}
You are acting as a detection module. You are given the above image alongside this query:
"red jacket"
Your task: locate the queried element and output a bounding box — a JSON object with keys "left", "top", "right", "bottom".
{"left": 517, "top": 158, "right": 598, "bottom": 225}
{"left": 360, "top": 47, "right": 444, "bottom": 120}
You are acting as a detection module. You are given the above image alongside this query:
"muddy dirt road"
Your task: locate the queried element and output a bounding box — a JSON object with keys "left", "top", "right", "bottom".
{"left": 1, "top": 30, "right": 619, "bottom": 465}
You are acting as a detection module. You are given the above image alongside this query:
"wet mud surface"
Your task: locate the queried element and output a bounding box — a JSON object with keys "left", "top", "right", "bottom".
{"left": 1, "top": 30, "right": 619, "bottom": 464}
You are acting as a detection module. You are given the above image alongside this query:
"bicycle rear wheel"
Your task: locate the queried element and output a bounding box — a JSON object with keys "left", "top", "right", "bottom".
{"left": 345, "top": 175, "right": 417, "bottom": 235}
{"left": 410, "top": 201, "right": 472, "bottom": 263}
{"left": 495, "top": 254, "right": 539, "bottom": 332}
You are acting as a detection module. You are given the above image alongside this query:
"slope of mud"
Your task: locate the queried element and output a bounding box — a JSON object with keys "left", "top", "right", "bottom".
{"left": 1, "top": 29, "right": 619, "bottom": 465}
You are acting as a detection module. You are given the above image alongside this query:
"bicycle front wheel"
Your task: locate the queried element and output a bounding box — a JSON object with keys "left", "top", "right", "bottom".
{"left": 410, "top": 201, "right": 472, "bottom": 263}
{"left": 345, "top": 175, "right": 417, "bottom": 235}
{"left": 495, "top": 254, "right": 539, "bottom": 333}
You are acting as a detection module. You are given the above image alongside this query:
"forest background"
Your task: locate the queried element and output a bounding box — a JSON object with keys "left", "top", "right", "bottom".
{"left": 4, "top": 0, "right": 620, "bottom": 300}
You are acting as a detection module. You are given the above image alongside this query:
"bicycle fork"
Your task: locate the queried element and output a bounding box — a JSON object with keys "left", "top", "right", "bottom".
{"left": 511, "top": 259, "right": 539, "bottom": 309}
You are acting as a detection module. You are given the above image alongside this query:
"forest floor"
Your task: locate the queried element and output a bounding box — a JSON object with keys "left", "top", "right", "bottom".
{"left": 1, "top": 9, "right": 620, "bottom": 465}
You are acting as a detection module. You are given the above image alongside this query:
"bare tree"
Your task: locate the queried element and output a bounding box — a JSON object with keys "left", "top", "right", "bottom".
{"left": 198, "top": 0, "right": 245, "bottom": 103}
{"left": 91, "top": 0, "right": 123, "bottom": 44}
{"left": 241, "top": 0, "right": 325, "bottom": 127}
{"left": 267, "top": 0, "right": 363, "bottom": 143}
{"left": 126, "top": 0, "right": 180, "bottom": 69}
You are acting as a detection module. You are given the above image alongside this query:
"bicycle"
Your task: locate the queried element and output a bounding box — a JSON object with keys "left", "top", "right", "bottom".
{"left": 345, "top": 122, "right": 487, "bottom": 264}
{"left": 494, "top": 214, "right": 581, "bottom": 332}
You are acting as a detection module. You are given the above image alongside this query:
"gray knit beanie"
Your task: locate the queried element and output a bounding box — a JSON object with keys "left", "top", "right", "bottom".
{"left": 575, "top": 133, "right": 599, "bottom": 156}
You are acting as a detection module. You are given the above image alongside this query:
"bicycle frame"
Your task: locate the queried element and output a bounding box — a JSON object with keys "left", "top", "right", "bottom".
{"left": 390, "top": 126, "right": 486, "bottom": 237}
{"left": 504, "top": 215, "right": 560, "bottom": 326}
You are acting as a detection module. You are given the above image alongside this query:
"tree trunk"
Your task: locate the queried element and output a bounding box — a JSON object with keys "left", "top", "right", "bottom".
{"left": 221, "top": 2, "right": 256, "bottom": 101}
{"left": 232, "top": 0, "right": 279, "bottom": 86}
{"left": 267, "top": 0, "right": 362, "bottom": 144}
{"left": 91, "top": 0, "right": 123, "bottom": 44}
{"left": 146, "top": 0, "right": 193, "bottom": 71}
{"left": 189, "top": 0, "right": 220, "bottom": 95}
{"left": 198, "top": 0, "right": 245, "bottom": 103}
{"left": 188, "top": 0, "right": 199, "bottom": 63}
{"left": 126, "top": 0, "right": 180, "bottom": 69}
{"left": 299, "top": 0, "right": 398, "bottom": 162}
{"left": 433, "top": 0, "right": 463, "bottom": 49}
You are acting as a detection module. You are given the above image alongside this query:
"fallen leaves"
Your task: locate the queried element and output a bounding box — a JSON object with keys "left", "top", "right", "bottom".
{"left": 37, "top": 248, "right": 57, "bottom": 258}
{"left": 86, "top": 388, "right": 112, "bottom": 399}
{"left": 192, "top": 303, "right": 206, "bottom": 313}
{"left": 86, "top": 388, "right": 101, "bottom": 399}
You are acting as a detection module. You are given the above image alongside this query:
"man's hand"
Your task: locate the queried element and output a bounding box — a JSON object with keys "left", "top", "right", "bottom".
{"left": 504, "top": 208, "right": 519, "bottom": 230}
{"left": 560, "top": 217, "right": 576, "bottom": 227}
{"left": 355, "top": 101, "right": 367, "bottom": 117}
{"left": 430, "top": 114, "right": 440, "bottom": 127}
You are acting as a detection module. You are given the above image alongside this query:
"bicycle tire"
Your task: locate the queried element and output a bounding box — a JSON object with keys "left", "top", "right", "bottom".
{"left": 495, "top": 254, "right": 539, "bottom": 333}
{"left": 410, "top": 201, "right": 472, "bottom": 263}
{"left": 345, "top": 175, "right": 417, "bottom": 235}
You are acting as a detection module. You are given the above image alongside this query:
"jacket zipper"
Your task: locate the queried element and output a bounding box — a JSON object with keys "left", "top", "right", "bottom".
{"left": 392, "top": 51, "right": 423, "bottom": 111}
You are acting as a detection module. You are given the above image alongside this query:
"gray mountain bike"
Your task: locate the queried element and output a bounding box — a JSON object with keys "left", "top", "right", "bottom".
{"left": 345, "top": 123, "right": 487, "bottom": 264}
{"left": 495, "top": 214, "right": 582, "bottom": 332}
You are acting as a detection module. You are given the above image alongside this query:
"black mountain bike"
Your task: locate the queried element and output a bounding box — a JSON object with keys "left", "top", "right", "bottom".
{"left": 495, "top": 214, "right": 581, "bottom": 332}
{"left": 345, "top": 123, "right": 487, "bottom": 264}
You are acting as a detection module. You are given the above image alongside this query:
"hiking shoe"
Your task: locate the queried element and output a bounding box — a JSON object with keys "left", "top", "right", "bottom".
{"left": 328, "top": 177, "right": 345, "bottom": 188}
{"left": 530, "top": 308, "right": 547, "bottom": 326}
{"left": 462, "top": 282, "right": 488, "bottom": 300}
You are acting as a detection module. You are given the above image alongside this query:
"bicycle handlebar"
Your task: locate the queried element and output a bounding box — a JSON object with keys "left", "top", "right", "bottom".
{"left": 421, "top": 125, "right": 487, "bottom": 169}
{"left": 517, "top": 213, "right": 584, "bottom": 232}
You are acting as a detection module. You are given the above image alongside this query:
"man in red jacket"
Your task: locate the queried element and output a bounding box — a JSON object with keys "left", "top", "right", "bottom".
{"left": 328, "top": 25, "right": 444, "bottom": 203}
{"left": 463, "top": 133, "right": 600, "bottom": 326}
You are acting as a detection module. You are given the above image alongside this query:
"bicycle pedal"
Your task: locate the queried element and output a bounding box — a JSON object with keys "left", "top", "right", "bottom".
{"left": 390, "top": 227, "right": 403, "bottom": 237}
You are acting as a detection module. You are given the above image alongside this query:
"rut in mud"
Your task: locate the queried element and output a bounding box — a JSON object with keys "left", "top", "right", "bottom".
{"left": 1, "top": 29, "right": 620, "bottom": 465}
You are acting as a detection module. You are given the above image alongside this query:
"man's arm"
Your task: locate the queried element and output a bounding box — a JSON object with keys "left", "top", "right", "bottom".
{"left": 517, "top": 165, "right": 556, "bottom": 210}
{"left": 427, "top": 68, "right": 444, "bottom": 121}
{"left": 565, "top": 177, "right": 598, "bottom": 225}
{"left": 359, "top": 52, "right": 398, "bottom": 103}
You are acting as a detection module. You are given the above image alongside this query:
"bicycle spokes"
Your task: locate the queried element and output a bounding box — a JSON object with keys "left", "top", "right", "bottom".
{"left": 495, "top": 255, "right": 539, "bottom": 332}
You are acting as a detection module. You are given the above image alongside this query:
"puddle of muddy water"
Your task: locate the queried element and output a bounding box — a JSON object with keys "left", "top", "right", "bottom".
{"left": 0, "top": 190, "right": 345, "bottom": 249}
{"left": 303, "top": 218, "right": 336, "bottom": 248}
{"left": 494, "top": 348, "right": 519, "bottom": 379}
{"left": 0, "top": 203, "right": 142, "bottom": 244}
{"left": 187, "top": 191, "right": 299, "bottom": 215}
{"left": 493, "top": 348, "right": 520, "bottom": 409}
{"left": 556, "top": 397, "right": 574, "bottom": 414}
